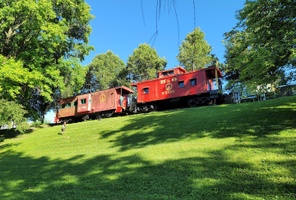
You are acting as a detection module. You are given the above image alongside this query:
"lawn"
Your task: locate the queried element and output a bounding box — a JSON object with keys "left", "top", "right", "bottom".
{"left": 0, "top": 96, "right": 295, "bottom": 200}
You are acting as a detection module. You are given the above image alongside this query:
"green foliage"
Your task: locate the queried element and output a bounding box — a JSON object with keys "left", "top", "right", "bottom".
{"left": 127, "top": 43, "right": 167, "bottom": 82}
{"left": 0, "top": 96, "right": 295, "bottom": 199}
{"left": 224, "top": 0, "right": 296, "bottom": 87}
{"left": 0, "top": 0, "right": 93, "bottom": 121}
{"left": 16, "top": 121, "right": 31, "bottom": 134}
{"left": 0, "top": 55, "right": 42, "bottom": 99}
{"left": 59, "top": 58, "right": 87, "bottom": 98}
{"left": 0, "top": 135, "right": 3, "bottom": 143}
{"left": 83, "top": 51, "right": 128, "bottom": 92}
{"left": 0, "top": 99, "right": 29, "bottom": 133}
{"left": 177, "top": 27, "right": 213, "bottom": 71}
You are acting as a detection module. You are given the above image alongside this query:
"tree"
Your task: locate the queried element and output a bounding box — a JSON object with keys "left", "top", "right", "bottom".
{"left": 59, "top": 58, "right": 87, "bottom": 98}
{"left": 177, "top": 27, "right": 213, "bottom": 71}
{"left": 0, "top": 99, "right": 28, "bottom": 133}
{"left": 127, "top": 43, "right": 167, "bottom": 82}
{"left": 0, "top": 0, "right": 93, "bottom": 121}
{"left": 82, "top": 51, "right": 128, "bottom": 92}
{"left": 223, "top": 0, "right": 296, "bottom": 87}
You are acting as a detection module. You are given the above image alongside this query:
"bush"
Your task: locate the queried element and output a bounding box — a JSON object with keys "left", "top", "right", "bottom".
{"left": 0, "top": 99, "right": 28, "bottom": 131}
{"left": 16, "top": 122, "right": 31, "bottom": 133}
{"left": 31, "top": 121, "right": 42, "bottom": 128}
{"left": 0, "top": 135, "right": 4, "bottom": 143}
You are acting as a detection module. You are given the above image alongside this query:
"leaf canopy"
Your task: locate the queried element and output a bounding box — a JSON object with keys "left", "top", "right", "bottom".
{"left": 83, "top": 51, "right": 128, "bottom": 92}
{"left": 177, "top": 27, "right": 212, "bottom": 71}
{"left": 224, "top": 0, "right": 296, "bottom": 87}
{"left": 127, "top": 43, "right": 167, "bottom": 82}
{"left": 0, "top": 0, "right": 93, "bottom": 121}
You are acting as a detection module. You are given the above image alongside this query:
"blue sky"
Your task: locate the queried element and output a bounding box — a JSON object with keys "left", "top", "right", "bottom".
{"left": 83, "top": 0, "right": 246, "bottom": 68}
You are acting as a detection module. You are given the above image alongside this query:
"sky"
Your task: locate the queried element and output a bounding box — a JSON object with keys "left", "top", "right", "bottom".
{"left": 82, "top": 0, "right": 246, "bottom": 68}
{"left": 45, "top": 0, "right": 246, "bottom": 123}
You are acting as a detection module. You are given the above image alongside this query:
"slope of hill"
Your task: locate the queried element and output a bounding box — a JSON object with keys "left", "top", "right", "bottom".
{"left": 0, "top": 96, "right": 295, "bottom": 200}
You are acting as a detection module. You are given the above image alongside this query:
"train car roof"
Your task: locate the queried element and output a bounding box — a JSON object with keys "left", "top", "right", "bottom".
{"left": 131, "top": 65, "right": 222, "bottom": 86}
{"left": 58, "top": 86, "right": 134, "bottom": 103}
{"left": 58, "top": 96, "right": 77, "bottom": 104}
{"left": 113, "top": 85, "right": 134, "bottom": 93}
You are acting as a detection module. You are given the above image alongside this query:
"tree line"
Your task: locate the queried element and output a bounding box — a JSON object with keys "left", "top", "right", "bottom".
{"left": 0, "top": 0, "right": 295, "bottom": 130}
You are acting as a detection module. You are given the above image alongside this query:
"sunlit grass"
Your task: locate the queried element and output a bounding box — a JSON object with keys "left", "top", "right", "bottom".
{"left": 0, "top": 96, "right": 295, "bottom": 199}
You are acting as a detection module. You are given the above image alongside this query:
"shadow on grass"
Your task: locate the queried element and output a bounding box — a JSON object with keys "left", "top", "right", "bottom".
{"left": 100, "top": 97, "right": 296, "bottom": 151}
{"left": 0, "top": 97, "right": 295, "bottom": 199}
{"left": 0, "top": 146, "right": 295, "bottom": 199}
{"left": 0, "top": 128, "right": 34, "bottom": 140}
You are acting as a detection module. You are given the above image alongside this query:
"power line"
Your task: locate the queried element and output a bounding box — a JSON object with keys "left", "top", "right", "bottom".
{"left": 141, "top": 0, "right": 146, "bottom": 25}
{"left": 193, "top": 0, "right": 196, "bottom": 28}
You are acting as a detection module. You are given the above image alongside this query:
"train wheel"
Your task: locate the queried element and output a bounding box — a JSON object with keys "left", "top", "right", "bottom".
{"left": 96, "top": 114, "right": 102, "bottom": 121}
{"left": 104, "top": 111, "right": 114, "bottom": 118}
{"left": 187, "top": 98, "right": 200, "bottom": 107}
{"left": 150, "top": 104, "right": 158, "bottom": 111}
{"left": 187, "top": 97, "right": 207, "bottom": 107}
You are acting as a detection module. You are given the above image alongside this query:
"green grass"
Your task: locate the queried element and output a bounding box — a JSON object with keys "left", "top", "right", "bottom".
{"left": 0, "top": 96, "right": 295, "bottom": 200}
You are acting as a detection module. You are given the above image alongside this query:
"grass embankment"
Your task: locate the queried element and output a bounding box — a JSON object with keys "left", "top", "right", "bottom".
{"left": 0, "top": 96, "right": 295, "bottom": 200}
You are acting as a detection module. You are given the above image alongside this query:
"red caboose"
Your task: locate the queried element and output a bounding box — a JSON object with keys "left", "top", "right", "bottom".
{"left": 55, "top": 86, "right": 134, "bottom": 122}
{"left": 131, "top": 66, "right": 222, "bottom": 111}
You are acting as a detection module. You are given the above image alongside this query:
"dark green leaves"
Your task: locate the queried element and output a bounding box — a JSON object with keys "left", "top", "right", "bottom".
{"left": 224, "top": 0, "right": 296, "bottom": 86}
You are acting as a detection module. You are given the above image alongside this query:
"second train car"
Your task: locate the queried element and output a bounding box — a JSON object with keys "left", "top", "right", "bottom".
{"left": 55, "top": 86, "right": 134, "bottom": 122}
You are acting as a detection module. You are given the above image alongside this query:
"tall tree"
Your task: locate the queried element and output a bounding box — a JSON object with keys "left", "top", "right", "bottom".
{"left": 223, "top": 0, "right": 296, "bottom": 87}
{"left": 127, "top": 43, "right": 167, "bottom": 82}
{"left": 0, "top": 0, "right": 93, "bottom": 121}
{"left": 177, "top": 27, "right": 213, "bottom": 71}
{"left": 82, "top": 51, "right": 128, "bottom": 92}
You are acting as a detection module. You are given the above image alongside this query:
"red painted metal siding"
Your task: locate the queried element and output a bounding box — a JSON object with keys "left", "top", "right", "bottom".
{"left": 91, "top": 86, "right": 134, "bottom": 113}
{"left": 56, "top": 97, "right": 77, "bottom": 119}
{"left": 77, "top": 94, "right": 91, "bottom": 113}
{"left": 91, "top": 88, "right": 116, "bottom": 112}
{"left": 134, "top": 66, "right": 222, "bottom": 103}
{"left": 56, "top": 86, "right": 134, "bottom": 121}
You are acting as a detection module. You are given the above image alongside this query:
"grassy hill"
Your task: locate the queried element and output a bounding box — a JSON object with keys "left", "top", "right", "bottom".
{"left": 0, "top": 96, "right": 295, "bottom": 200}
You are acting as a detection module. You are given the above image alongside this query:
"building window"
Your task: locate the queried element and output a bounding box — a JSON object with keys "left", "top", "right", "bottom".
{"left": 190, "top": 78, "right": 196, "bottom": 86}
{"left": 143, "top": 87, "right": 149, "bottom": 94}
{"left": 178, "top": 81, "right": 184, "bottom": 88}
{"left": 81, "top": 98, "right": 86, "bottom": 104}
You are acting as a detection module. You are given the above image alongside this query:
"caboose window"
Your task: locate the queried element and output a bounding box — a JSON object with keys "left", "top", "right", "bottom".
{"left": 74, "top": 101, "right": 77, "bottom": 106}
{"left": 190, "top": 78, "right": 196, "bottom": 86}
{"left": 162, "top": 70, "right": 174, "bottom": 76}
{"left": 178, "top": 81, "right": 184, "bottom": 88}
{"left": 80, "top": 98, "right": 86, "bottom": 104}
{"left": 143, "top": 87, "right": 149, "bottom": 94}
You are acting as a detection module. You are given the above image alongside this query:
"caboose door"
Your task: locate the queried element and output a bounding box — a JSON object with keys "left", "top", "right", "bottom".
{"left": 77, "top": 94, "right": 92, "bottom": 113}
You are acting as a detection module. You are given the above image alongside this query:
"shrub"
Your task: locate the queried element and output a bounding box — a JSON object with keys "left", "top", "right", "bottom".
{"left": 0, "top": 135, "right": 4, "bottom": 143}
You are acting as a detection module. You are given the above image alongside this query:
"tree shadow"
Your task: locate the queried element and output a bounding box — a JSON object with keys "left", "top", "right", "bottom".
{"left": 0, "top": 144, "right": 295, "bottom": 199}
{"left": 0, "top": 97, "right": 295, "bottom": 199}
{"left": 100, "top": 98, "right": 296, "bottom": 151}
{"left": 0, "top": 128, "right": 34, "bottom": 140}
